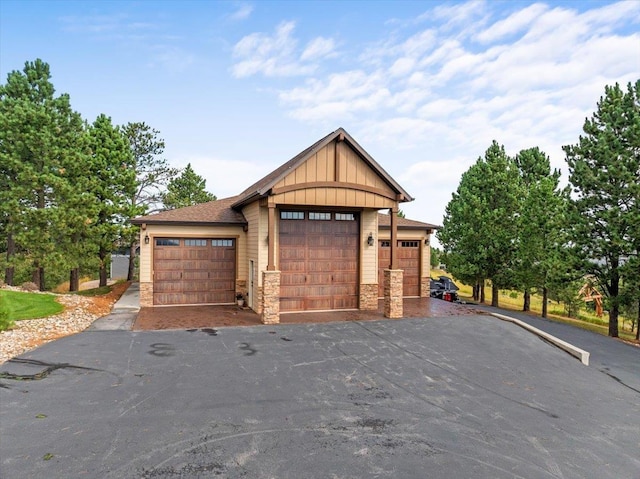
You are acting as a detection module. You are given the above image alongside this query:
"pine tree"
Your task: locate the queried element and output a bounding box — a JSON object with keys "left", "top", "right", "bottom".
{"left": 0, "top": 59, "right": 85, "bottom": 289}
{"left": 513, "top": 147, "right": 568, "bottom": 316}
{"left": 438, "top": 141, "right": 522, "bottom": 306}
{"left": 162, "top": 163, "right": 216, "bottom": 210}
{"left": 122, "top": 122, "right": 177, "bottom": 280}
{"left": 85, "top": 115, "right": 136, "bottom": 287}
{"left": 563, "top": 81, "right": 640, "bottom": 337}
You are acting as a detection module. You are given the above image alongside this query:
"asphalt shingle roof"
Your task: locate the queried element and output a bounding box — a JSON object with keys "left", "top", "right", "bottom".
{"left": 377, "top": 213, "right": 440, "bottom": 230}
{"left": 131, "top": 196, "right": 247, "bottom": 226}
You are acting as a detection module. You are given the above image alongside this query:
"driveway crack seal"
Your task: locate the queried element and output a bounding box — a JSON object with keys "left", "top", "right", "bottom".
{"left": 0, "top": 358, "right": 106, "bottom": 381}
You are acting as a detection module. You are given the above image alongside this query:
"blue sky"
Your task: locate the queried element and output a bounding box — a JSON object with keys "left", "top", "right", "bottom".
{"left": 1, "top": 0, "right": 639, "bottom": 236}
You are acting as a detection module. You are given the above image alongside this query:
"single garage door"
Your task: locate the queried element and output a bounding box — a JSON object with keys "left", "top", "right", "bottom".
{"left": 378, "top": 240, "right": 420, "bottom": 297}
{"left": 280, "top": 211, "right": 359, "bottom": 312}
{"left": 153, "top": 238, "right": 236, "bottom": 305}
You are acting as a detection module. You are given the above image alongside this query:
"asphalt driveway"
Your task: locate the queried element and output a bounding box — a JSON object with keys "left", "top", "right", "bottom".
{"left": 1, "top": 315, "right": 639, "bottom": 478}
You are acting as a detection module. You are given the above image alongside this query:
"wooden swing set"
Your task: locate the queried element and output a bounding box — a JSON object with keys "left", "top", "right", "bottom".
{"left": 578, "top": 280, "right": 604, "bottom": 317}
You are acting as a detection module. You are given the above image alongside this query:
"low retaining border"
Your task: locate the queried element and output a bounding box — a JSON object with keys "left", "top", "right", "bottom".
{"left": 491, "top": 313, "right": 590, "bottom": 366}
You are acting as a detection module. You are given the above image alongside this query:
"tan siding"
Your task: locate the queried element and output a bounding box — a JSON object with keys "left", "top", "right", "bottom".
{"left": 273, "top": 188, "right": 396, "bottom": 208}
{"left": 243, "top": 201, "right": 271, "bottom": 311}
{"left": 259, "top": 205, "right": 271, "bottom": 275}
{"left": 139, "top": 229, "right": 152, "bottom": 282}
{"left": 423, "top": 235, "right": 432, "bottom": 281}
{"left": 243, "top": 201, "right": 259, "bottom": 285}
{"left": 360, "top": 210, "right": 378, "bottom": 284}
{"left": 272, "top": 140, "right": 396, "bottom": 205}
{"left": 242, "top": 202, "right": 271, "bottom": 279}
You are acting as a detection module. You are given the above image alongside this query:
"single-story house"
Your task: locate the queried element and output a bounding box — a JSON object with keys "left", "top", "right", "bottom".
{"left": 132, "top": 128, "right": 439, "bottom": 324}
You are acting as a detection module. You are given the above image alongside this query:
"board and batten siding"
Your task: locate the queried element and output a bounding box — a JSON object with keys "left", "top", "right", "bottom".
{"left": 360, "top": 210, "right": 378, "bottom": 285}
{"left": 139, "top": 230, "right": 152, "bottom": 283}
{"left": 271, "top": 140, "right": 397, "bottom": 209}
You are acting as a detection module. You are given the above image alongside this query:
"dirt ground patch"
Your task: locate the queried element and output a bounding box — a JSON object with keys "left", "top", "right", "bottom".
{"left": 81, "top": 281, "right": 130, "bottom": 317}
{"left": 134, "top": 297, "right": 483, "bottom": 330}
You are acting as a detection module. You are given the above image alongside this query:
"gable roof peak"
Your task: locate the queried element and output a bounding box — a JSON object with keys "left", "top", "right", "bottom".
{"left": 232, "top": 127, "right": 413, "bottom": 209}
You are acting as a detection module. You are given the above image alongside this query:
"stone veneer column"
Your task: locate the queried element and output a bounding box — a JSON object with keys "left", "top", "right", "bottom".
{"left": 384, "top": 269, "right": 403, "bottom": 319}
{"left": 140, "top": 282, "right": 153, "bottom": 307}
{"left": 420, "top": 277, "right": 431, "bottom": 298}
{"left": 359, "top": 283, "right": 378, "bottom": 310}
{"left": 261, "top": 270, "right": 281, "bottom": 324}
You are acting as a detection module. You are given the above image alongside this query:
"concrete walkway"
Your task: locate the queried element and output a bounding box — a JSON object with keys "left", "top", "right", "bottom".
{"left": 87, "top": 282, "right": 140, "bottom": 331}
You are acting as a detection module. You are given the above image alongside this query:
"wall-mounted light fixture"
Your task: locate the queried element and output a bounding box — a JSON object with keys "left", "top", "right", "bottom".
{"left": 144, "top": 234, "right": 150, "bottom": 245}
{"left": 425, "top": 238, "right": 430, "bottom": 246}
{"left": 367, "top": 232, "right": 375, "bottom": 246}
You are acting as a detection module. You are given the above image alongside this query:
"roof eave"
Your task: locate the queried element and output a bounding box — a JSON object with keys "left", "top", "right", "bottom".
{"left": 231, "top": 191, "right": 263, "bottom": 210}
{"left": 130, "top": 219, "right": 247, "bottom": 227}
{"left": 379, "top": 224, "right": 439, "bottom": 231}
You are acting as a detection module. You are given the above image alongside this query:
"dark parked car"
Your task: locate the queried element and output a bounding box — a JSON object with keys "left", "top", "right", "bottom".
{"left": 430, "top": 276, "right": 460, "bottom": 302}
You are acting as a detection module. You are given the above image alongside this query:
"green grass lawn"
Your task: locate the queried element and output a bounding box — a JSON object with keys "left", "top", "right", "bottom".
{"left": 0, "top": 290, "right": 64, "bottom": 321}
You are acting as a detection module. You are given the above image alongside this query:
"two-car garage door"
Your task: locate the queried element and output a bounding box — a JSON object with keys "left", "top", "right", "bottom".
{"left": 153, "top": 238, "right": 235, "bottom": 305}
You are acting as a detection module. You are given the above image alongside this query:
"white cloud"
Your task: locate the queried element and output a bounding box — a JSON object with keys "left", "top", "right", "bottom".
{"left": 301, "top": 37, "right": 336, "bottom": 61}
{"left": 231, "top": 21, "right": 337, "bottom": 78}
{"left": 229, "top": 3, "right": 253, "bottom": 21}
{"left": 231, "top": 0, "right": 640, "bottom": 223}
{"left": 475, "top": 3, "right": 548, "bottom": 43}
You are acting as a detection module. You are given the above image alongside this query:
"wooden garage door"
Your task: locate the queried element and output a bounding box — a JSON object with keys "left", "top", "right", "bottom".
{"left": 153, "top": 238, "right": 235, "bottom": 305}
{"left": 280, "top": 211, "right": 359, "bottom": 312}
{"left": 378, "top": 240, "right": 420, "bottom": 297}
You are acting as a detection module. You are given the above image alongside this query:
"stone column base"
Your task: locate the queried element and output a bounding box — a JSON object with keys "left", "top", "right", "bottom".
{"left": 420, "top": 276, "right": 431, "bottom": 298}
{"left": 261, "top": 270, "right": 281, "bottom": 324}
{"left": 140, "top": 282, "right": 153, "bottom": 307}
{"left": 359, "top": 283, "right": 378, "bottom": 310}
{"left": 384, "top": 269, "right": 403, "bottom": 319}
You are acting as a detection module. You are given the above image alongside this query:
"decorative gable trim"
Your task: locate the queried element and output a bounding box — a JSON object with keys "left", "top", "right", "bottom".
{"left": 231, "top": 127, "right": 413, "bottom": 209}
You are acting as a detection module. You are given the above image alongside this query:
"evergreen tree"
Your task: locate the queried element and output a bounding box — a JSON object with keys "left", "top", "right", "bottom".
{"left": 513, "top": 147, "right": 568, "bottom": 316}
{"left": 0, "top": 59, "right": 85, "bottom": 289}
{"left": 563, "top": 81, "right": 640, "bottom": 338}
{"left": 85, "top": 115, "right": 136, "bottom": 287}
{"left": 122, "top": 122, "right": 177, "bottom": 280}
{"left": 438, "top": 141, "right": 522, "bottom": 306}
{"left": 162, "top": 163, "right": 216, "bottom": 210}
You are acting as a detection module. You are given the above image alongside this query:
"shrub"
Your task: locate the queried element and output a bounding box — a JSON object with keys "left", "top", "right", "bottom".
{"left": 0, "top": 299, "right": 14, "bottom": 331}
{"left": 21, "top": 282, "right": 39, "bottom": 292}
